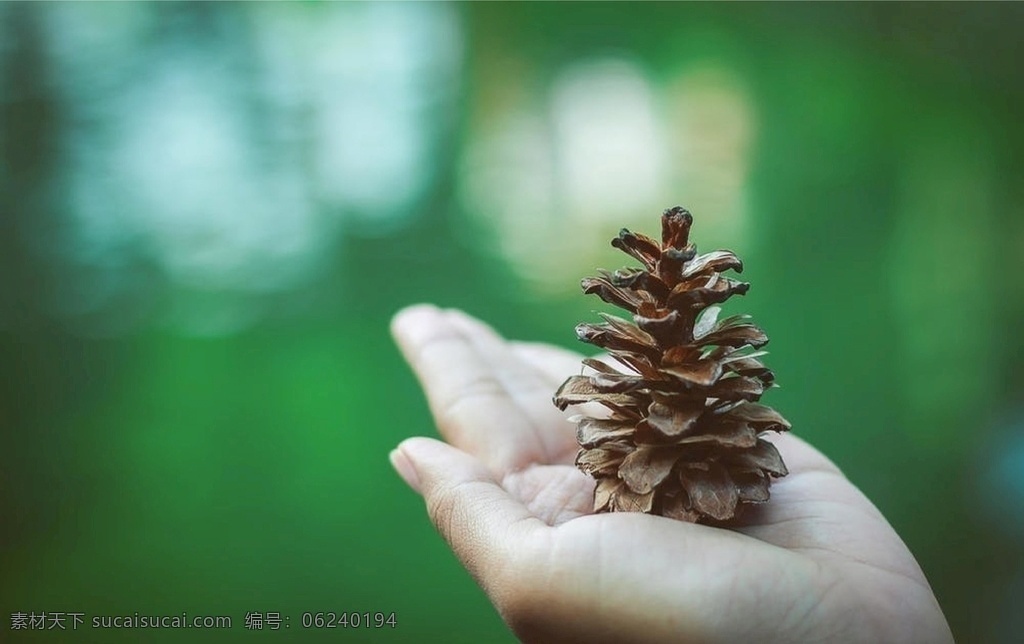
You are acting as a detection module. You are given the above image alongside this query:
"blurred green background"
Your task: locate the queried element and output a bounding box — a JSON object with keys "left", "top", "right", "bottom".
{"left": 2, "top": 2, "right": 1023, "bottom": 642}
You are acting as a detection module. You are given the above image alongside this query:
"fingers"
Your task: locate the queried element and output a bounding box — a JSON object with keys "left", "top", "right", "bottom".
{"left": 445, "top": 309, "right": 581, "bottom": 459}
{"left": 390, "top": 437, "right": 544, "bottom": 595}
{"left": 510, "top": 341, "right": 588, "bottom": 387}
{"left": 512, "top": 342, "right": 621, "bottom": 423}
{"left": 391, "top": 304, "right": 576, "bottom": 473}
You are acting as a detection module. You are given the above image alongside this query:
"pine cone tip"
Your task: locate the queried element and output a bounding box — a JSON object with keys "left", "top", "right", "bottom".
{"left": 661, "top": 205, "right": 693, "bottom": 248}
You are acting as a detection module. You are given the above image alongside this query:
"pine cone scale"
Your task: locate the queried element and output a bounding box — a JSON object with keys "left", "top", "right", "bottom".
{"left": 681, "top": 463, "right": 739, "bottom": 521}
{"left": 619, "top": 445, "right": 680, "bottom": 495}
{"left": 643, "top": 400, "right": 703, "bottom": 438}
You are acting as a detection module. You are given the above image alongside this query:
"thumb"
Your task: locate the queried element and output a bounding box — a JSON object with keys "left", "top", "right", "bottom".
{"left": 389, "top": 437, "right": 544, "bottom": 590}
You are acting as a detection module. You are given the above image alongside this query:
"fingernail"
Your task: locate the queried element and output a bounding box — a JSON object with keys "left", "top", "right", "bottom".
{"left": 389, "top": 447, "right": 422, "bottom": 494}
{"left": 391, "top": 304, "right": 440, "bottom": 335}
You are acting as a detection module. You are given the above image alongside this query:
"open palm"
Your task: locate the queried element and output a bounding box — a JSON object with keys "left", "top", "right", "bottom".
{"left": 390, "top": 305, "right": 952, "bottom": 643}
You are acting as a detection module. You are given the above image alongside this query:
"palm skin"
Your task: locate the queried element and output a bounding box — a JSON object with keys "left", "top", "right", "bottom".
{"left": 389, "top": 304, "right": 952, "bottom": 644}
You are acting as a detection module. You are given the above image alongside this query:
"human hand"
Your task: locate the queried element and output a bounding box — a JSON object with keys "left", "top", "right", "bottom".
{"left": 389, "top": 304, "right": 953, "bottom": 644}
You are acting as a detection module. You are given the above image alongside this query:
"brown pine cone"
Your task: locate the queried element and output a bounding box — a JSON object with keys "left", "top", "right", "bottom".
{"left": 553, "top": 207, "right": 791, "bottom": 523}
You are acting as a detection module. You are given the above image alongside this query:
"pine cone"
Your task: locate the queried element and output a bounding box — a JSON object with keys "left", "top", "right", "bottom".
{"left": 553, "top": 207, "right": 791, "bottom": 523}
